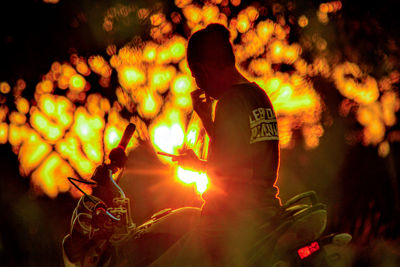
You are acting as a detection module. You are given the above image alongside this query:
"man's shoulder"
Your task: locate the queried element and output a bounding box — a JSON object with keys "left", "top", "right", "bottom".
{"left": 220, "top": 82, "right": 271, "bottom": 108}
{"left": 220, "top": 82, "right": 259, "bottom": 101}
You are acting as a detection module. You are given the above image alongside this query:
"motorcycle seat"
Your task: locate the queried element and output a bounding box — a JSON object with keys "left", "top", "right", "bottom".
{"left": 276, "top": 191, "right": 327, "bottom": 247}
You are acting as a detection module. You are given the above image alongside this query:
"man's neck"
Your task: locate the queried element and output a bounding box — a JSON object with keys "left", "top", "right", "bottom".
{"left": 216, "top": 66, "right": 249, "bottom": 97}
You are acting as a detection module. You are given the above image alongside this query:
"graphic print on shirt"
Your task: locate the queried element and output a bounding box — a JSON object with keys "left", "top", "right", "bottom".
{"left": 249, "top": 108, "right": 279, "bottom": 144}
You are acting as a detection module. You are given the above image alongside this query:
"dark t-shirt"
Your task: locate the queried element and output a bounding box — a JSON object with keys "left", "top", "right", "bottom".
{"left": 204, "top": 82, "right": 280, "bottom": 210}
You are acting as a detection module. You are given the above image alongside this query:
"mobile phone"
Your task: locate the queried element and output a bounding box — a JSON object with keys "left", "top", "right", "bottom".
{"left": 157, "top": 151, "right": 178, "bottom": 158}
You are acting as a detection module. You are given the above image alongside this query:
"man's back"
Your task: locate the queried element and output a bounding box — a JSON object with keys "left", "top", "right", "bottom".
{"left": 203, "top": 82, "right": 280, "bottom": 214}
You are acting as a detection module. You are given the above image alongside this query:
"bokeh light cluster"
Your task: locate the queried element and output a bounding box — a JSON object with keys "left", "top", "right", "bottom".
{"left": 0, "top": 0, "right": 399, "bottom": 198}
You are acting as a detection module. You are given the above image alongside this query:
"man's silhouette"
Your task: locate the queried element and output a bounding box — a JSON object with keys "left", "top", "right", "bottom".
{"left": 152, "top": 23, "right": 282, "bottom": 266}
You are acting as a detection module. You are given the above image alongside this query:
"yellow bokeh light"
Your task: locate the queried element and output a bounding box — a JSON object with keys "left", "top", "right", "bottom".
{"left": 150, "top": 13, "right": 165, "bottom": 26}
{"left": 150, "top": 66, "right": 176, "bottom": 93}
{"left": 378, "top": 141, "right": 390, "bottom": 158}
{"left": 9, "top": 111, "right": 26, "bottom": 125}
{"left": 0, "top": 122, "right": 8, "bottom": 144}
{"left": 317, "top": 10, "right": 329, "bottom": 24}
{"left": 30, "top": 109, "right": 63, "bottom": 143}
{"left": 183, "top": 5, "right": 202, "bottom": 23}
{"left": 237, "top": 13, "right": 250, "bottom": 33}
{"left": 88, "top": 55, "right": 112, "bottom": 78}
{"left": 143, "top": 42, "right": 158, "bottom": 62}
{"left": 249, "top": 59, "right": 271, "bottom": 76}
{"left": 256, "top": 20, "right": 274, "bottom": 44}
{"left": 19, "top": 130, "right": 52, "bottom": 175}
{"left": 31, "top": 152, "right": 74, "bottom": 198}
{"left": 169, "top": 36, "right": 187, "bottom": 62}
{"left": 110, "top": 55, "right": 122, "bottom": 68}
{"left": 175, "top": 0, "right": 193, "bottom": 8}
{"left": 76, "top": 61, "right": 91, "bottom": 76}
{"left": 0, "top": 106, "right": 8, "bottom": 122}
{"left": 15, "top": 97, "right": 30, "bottom": 114}
{"left": 172, "top": 75, "right": 192, "bottom": 95}
{"left": 56, "top": 133, "right": 96, "bottom": 179}
{"left": 333, "top": 62, "right": 379, "bottom": 105}
{"left": 139, "top": 93, "right": 162, "bottom": 118}
{"left": 270, "top": 40, "right": 284, "bottom": 62}
{"left": 298, "top": 15, "right": 309, "bottom": 27}
{"left": 381, "top": 91, "right": 398, "bottom": 127}
{"left": 175, "top": 95, "right": 192, "bottom": 109}
{"left": 231, "top": 0, "right": 241, "bottom": 6}
{"left": 69, "top": 74, "right": 86, "bottom": 92}
{"left": 41, "top": 80, "right": 54, "bottom": 93}
{"left": 0, "top": 82, "right": 11, "bottom": 94}
{"left": 156, "top": 46, "right": 173, "bottom": 64}
{"left": 202, "top": 4, "right": 220, "bottom": 24}
{"left": 8, "top": 124, "right": 29, "bottom": 147}
{"left": 118, "top": 65, "right": 146, "bottom": 89}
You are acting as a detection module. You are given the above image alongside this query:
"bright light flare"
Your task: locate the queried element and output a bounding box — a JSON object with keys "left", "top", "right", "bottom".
{"left": 152, "top": 123, "right": 185, "bottom": 156}
{"left": 177, "top": 167, "right": 209, "bottom": 194}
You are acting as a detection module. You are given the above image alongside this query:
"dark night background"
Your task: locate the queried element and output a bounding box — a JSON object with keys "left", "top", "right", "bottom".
{"left": 1, "top": 0, "right": 400, "bottom": 266}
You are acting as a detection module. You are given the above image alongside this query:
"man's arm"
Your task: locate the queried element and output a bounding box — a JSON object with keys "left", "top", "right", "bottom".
{"left": 191, "top": 89, "right": 214, "bottom": 138}
{"left": 170, "top": 149, "right": 207, "bottom": 171}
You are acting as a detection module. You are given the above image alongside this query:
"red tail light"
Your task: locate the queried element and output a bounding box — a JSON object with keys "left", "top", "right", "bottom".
{"left": 297, "top": 241, "right": 320, "bottom": 259}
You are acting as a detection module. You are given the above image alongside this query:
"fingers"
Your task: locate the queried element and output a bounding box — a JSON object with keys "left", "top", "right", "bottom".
{"left": 190, "top": 89, "right": 203, "bottom": 98}
{"left": 171, "top": 149, "right": 200, "bottom": 169}
{"left": 205, "top": 92, "right": 212, "bottom": 101}
{"left": 191, "top": 89, "right": 212, "bottom": 116}
{"left": 191, "top": 89, "right": 206, "bottom": 102}
{"left": 171, "top": 154, "right": 185, "bottom": 166}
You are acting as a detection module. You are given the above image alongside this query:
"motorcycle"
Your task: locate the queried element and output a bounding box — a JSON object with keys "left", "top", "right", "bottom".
{"left": 62, "top": 123, "right": 352, "bottom": 266}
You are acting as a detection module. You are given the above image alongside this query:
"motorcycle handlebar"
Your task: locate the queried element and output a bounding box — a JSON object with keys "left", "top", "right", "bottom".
{"left": 118, "top": 123, "right": 136, "bottom": 151}
{"left": 108, "top": 123, "right": 136, "bottom": 172}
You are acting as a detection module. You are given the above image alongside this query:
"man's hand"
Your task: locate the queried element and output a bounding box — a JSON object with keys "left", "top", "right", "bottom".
{"left": 172, "top": 149, "right": 206, "bottom": 171}
{"left": 191, "top": 89, "right": 212, "bottom": 120}
{"left": 191, "top": 89, "right": 214, "bottom": 137}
